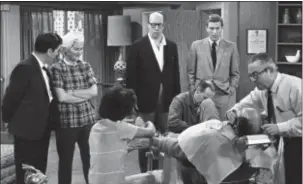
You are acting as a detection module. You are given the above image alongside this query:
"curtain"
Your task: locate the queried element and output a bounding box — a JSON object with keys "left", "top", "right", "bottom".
{"left": 83, "top": 9, "right": 122, "bottom": 110}
{"left": 20, "top": 6, "right": 53, "bottom": 60}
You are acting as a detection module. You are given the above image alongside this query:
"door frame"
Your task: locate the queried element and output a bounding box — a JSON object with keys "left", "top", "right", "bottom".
{"left": 0, "top": 3, "right": 3, "bottom": 131}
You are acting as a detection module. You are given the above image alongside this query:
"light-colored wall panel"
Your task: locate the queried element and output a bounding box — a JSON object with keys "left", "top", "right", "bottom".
{"left": 1, "top": 4, "right": 21, "bottom": 90}
{"left": 238, "top": 2, "right": 277, "bottom": 99}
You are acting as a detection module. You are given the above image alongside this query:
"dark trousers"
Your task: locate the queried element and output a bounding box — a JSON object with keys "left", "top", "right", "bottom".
{"left": 56, "top": 124, "right": 92, "bottom": 184}
{"left": 284, "top": 137, "right": 302, "bottom": 184}
{"left": 178, "top": 162, "right": 207, "bottom": 184}
{"left": 14, "top": 129, "right": 51, "bottom": 184}
{"left": 138, "top": 111, "right": 168, "bottom": 172}
{"left": 138, "top": 87, "right": 168, "bottom": 173}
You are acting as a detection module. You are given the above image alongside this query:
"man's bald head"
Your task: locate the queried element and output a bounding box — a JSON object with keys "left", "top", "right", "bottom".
{"left": 148, "top": 12, "right": 164, "bottom": 23}
{"left": 148, "top": 12, "right": 164, "bottom": 39}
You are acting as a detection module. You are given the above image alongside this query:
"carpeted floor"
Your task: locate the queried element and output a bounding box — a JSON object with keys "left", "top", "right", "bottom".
{"left": 46, "top": 132, "right": 141, "bottom": 184}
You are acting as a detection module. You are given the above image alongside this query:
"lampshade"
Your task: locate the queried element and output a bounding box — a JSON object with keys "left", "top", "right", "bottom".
{"left": 107, "top": 15, "right": 132, "bottom": 46}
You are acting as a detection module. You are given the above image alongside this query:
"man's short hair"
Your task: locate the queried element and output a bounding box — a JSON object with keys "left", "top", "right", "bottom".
{"left": 34, "top": 33, "right": 62, "bottom": 53}
{"left": 98, "top": 86, "right": 137, "bottom": 122}
{"left": 206, "top": 14, "right": 224, "bottom": 27}
{"left": 249, "top": 53, "right": 278, "bottom": 71}
{"left": 196, "top": 79, "right": 214, "bottom": 92}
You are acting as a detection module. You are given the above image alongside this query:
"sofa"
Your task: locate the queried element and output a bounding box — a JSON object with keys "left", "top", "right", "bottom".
{"left": 1, "top": 131, "right": 15, "bottom": 184}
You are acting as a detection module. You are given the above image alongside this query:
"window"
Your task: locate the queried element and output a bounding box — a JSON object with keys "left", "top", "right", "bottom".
{"left": 53, "top": 10, "right": 84, "bottom": 37}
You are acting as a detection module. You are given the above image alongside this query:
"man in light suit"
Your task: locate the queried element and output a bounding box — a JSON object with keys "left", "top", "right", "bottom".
{"left": 2, "top": 33, "right": 62, "bottom": 184}
{"left": 125, "top": 12, "right": 181, "bottom": 172}
{"left": 226, "top": 53, "right": 302, "bottom": 184}
{"left": 187, "top": 14, "right": 240, "bottom": 120}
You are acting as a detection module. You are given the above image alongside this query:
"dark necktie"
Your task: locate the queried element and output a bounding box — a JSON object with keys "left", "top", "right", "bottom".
{"left": 267, "top": 90, "right": 279, "bottom": 148}
{"left": 267, "top": 90, "right": 276, "bottom": 123}
{"left": 211, "top": 42, "right": 217, "bottom": 69}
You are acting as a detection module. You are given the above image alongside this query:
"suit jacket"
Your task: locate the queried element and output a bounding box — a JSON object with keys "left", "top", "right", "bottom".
{"left": 2, "top": 54, "right": 55, "bottom": 140}
{"left": 125, "top": 36, "right": 181, "bottom": 113}
{"left": 168, "top": 91, "right": 219, "bottom": 133}
{"left": 187, "top": 38, "right": 240, "bottom": 94}
{"left": 231, "top": 73, "right": 302, "bottom": 138}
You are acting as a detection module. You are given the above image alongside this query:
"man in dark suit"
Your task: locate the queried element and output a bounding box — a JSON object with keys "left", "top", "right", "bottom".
{"left": 2, "top": 33, "right": 62, "bottom": 184}
{"left": 125, "top": 11, "right": 181, "bottom": 172}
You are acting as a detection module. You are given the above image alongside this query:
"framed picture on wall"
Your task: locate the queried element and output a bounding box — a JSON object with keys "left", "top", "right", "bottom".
{"left": 247, "top": 29, "right": 268, "bottom": 54}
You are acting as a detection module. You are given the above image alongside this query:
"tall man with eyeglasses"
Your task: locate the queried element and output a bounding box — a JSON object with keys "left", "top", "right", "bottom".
{"left": 125, "top": 11, "right": 181, "bottom": 172}
{"left": 2, "top": 33, "right": 62, "bottom": 184}
{"left": 226, "top": 53, "right": 302, "bottom": 184}
{"left": 187, "top": 14, "right": 240, "bottom": 120}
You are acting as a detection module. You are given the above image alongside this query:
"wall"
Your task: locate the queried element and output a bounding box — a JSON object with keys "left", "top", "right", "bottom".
{"left": 0, "top": 4, "right": 21, "bottom": 130}
{"left": 1, "top": 4, "right": 21, "bottom": 90}
{"left": 238, "top": 2, "right": 277, "bottom": 99}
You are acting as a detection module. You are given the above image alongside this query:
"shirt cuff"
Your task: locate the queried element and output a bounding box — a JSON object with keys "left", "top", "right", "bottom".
{"left": 277, "top": 122, "right": 290, "bottom": 133}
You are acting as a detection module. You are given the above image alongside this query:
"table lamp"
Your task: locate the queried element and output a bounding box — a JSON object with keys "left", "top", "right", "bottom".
{"left": 107, "top": 15, "right": 132, "bottom": 86}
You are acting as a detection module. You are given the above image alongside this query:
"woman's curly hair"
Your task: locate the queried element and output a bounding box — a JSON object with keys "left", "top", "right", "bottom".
{"left": 98, "top": 86, "right": 137, "bottom": 121}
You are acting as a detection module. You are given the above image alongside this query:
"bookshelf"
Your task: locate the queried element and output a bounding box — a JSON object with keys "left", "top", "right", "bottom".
{"left": 275, "top": 1, "right": 302, "bottom": 78}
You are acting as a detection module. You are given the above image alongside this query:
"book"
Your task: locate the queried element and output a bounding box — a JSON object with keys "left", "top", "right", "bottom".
{"left": 246, "top": 134, "right": 274, "bottom": 145}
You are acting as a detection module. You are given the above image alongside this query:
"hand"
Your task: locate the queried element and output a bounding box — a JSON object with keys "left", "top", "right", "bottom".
{"left": 136, "top": 138, "right": 151, "bottom": 148}
{"left": 225, "top": 109, "right": 238, "bottom": 123}
{"left": 229, "top": 86, "right": 236, "bottom": 95}
{"left": 135, "top": 116, "right": 146, "bottom": 127}
{"left": 234, "top": 137, "right": 247, "bottom": 152}
{"left": 146, "top": 121, "right": 156, "bottom": 135}
{"left": 262, "top": 124, "right": 279, "bottom": 135}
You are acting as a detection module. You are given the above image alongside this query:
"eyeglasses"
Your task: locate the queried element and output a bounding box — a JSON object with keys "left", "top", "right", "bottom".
{"left": 248, "top": 68, "right": 268, "bottom": 81}
{"left": 149, "top": 23, "right": 163, "bottom": 28}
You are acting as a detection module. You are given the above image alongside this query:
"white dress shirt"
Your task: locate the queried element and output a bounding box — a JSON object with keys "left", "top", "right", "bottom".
{"left": 208, "top": 38, "right": 220, "bottom": 51}
{"left": 232, "top": 73, "right": 302, "bottom": 137}
{"left": 148, "top": 33, "right": 167, "bottom": 71}
{"left": 32, "top": 52, "right": 53, "bottom": 102}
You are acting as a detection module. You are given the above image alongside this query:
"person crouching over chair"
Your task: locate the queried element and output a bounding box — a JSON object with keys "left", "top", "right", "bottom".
{"left": 147, "top": 107, "right": 278, "bottom": 184}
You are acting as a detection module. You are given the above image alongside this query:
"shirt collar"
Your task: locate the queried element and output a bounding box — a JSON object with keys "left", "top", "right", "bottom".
{"left": 270, "top": 72, "right": 282, "bottom": 94}
{"left": 208, "top": 37, "right": 220, "bottom": 46}
{"left": 148, "top": 33, "right": 167, "bottom": 46}
{"left": 60, "top": 54, "right": 81, "bottom": 66}
{"left": 32, "top": 52, "right": 48, "bottom": 69}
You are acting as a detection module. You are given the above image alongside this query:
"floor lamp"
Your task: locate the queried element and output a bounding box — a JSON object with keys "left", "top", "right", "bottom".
{"left": 107, "top": 15, "right": 132, "bottom": 86}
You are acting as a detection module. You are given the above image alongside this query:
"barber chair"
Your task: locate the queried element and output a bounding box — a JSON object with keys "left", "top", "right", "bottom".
{"left": 221, "top": 134, "right": 275, "bottom": 184}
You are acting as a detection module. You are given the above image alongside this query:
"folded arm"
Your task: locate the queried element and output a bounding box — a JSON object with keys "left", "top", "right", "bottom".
{"left": 69, "top": 84, "right": 98, "bottom": 100}
{"left": 168, "top": 98, "right": 190, "bottom": 133}
{"left": 199, "top": 98, "right": 220, "bottom": 121}
{"left": 55, "top": 88, "right": 87, "bottom": 103}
